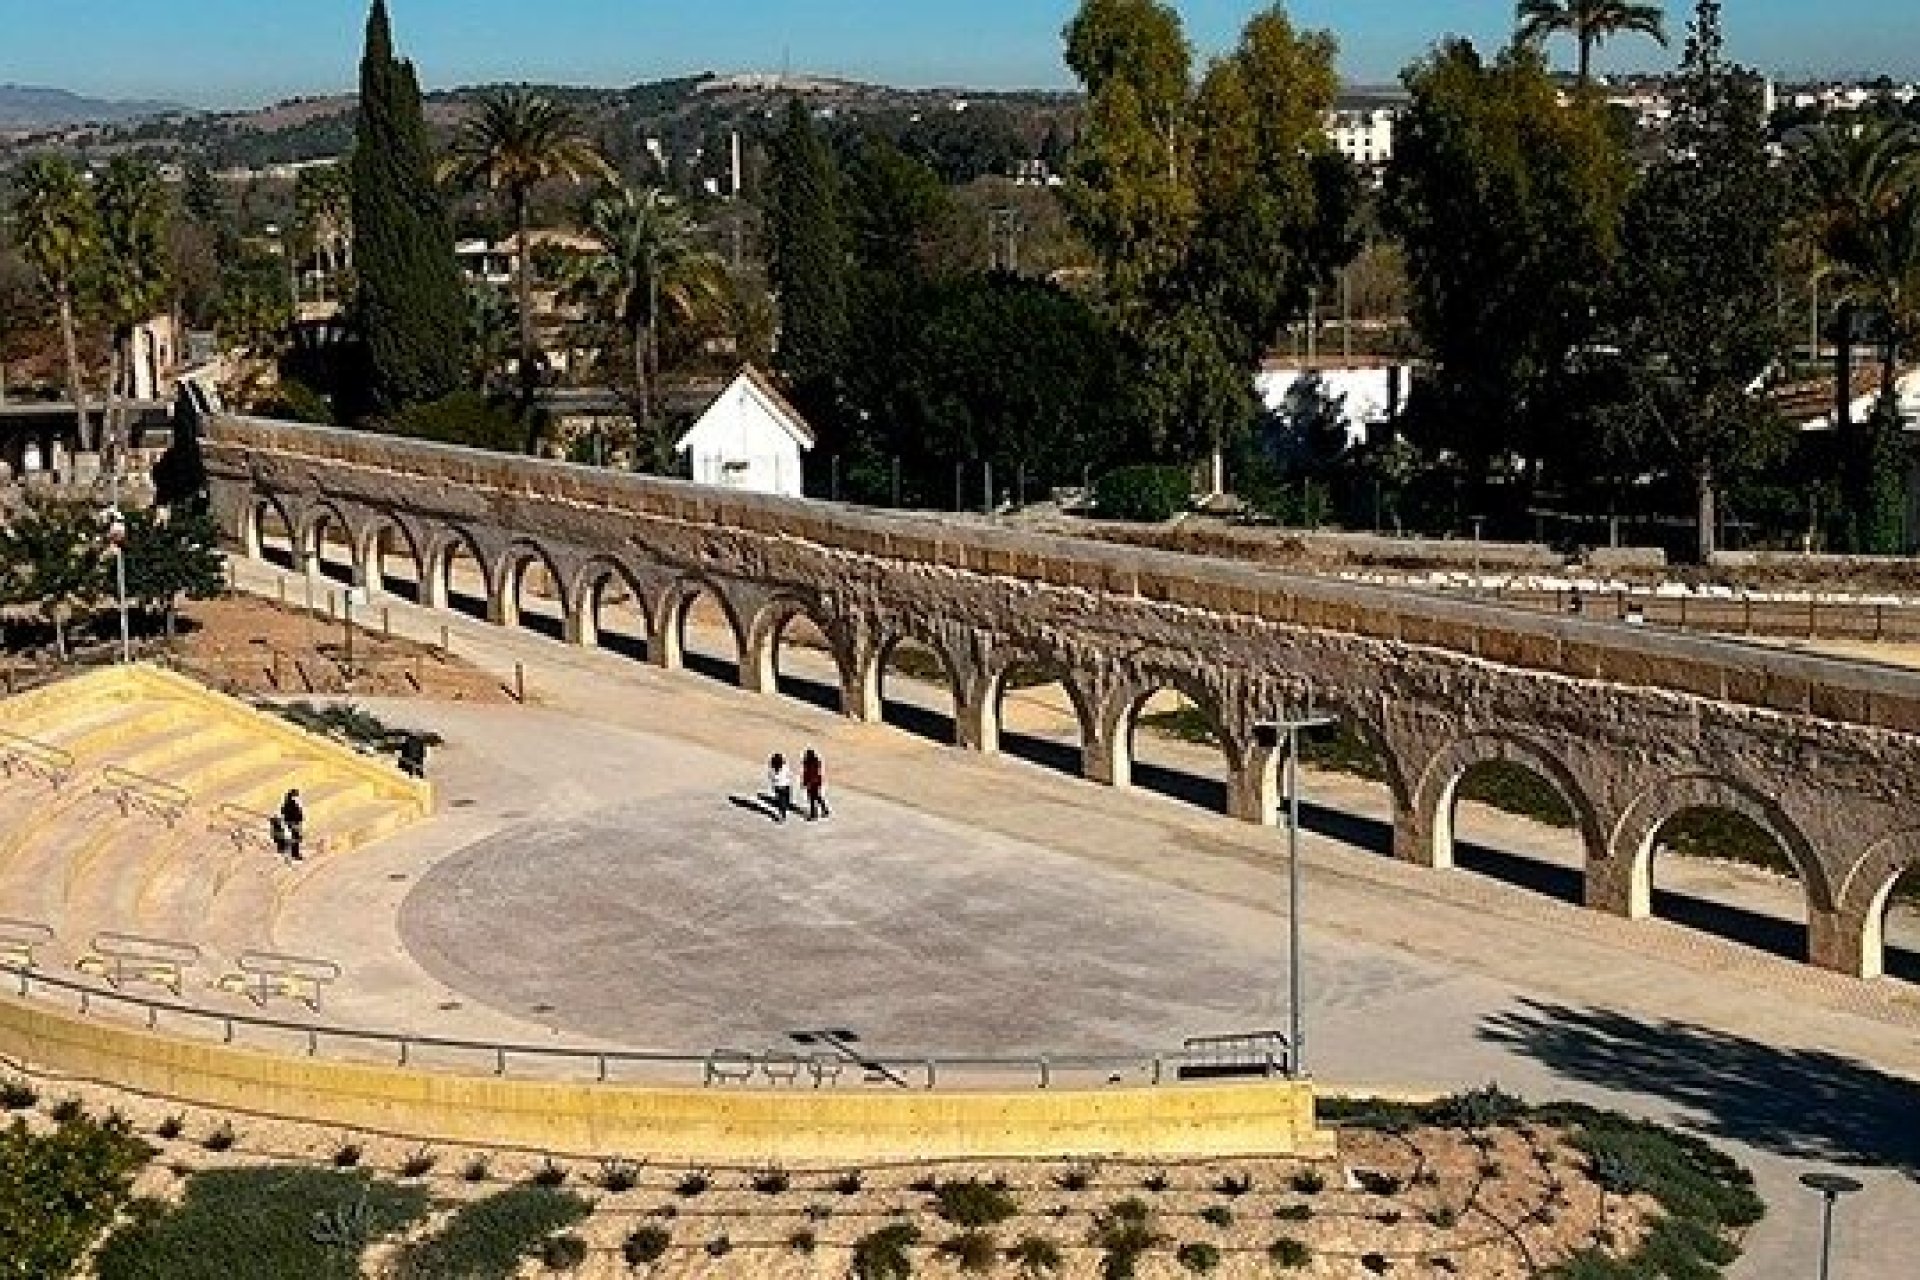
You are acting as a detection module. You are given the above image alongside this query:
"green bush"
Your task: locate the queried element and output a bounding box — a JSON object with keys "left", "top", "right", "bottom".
{"left": 1176, "top": 1241, "right": 1221, "bottom": 1274}
{"left": 94, "top": 1167, "right": 425, "bottom": 1280}
{"left": 1268, "top": 1236, "right": 1312, "bottom": 1269}
{"left": 393, "top": 1185, "right": 590, "bottom": 1280}
{"left": 1092, "top": 1202, "right": 1163, "bottom": 1280}
{"left": 0, "top": 1079, "right": 36, "bottom": 1111}
{"left": 541, "top": 1234, "right": 587, "bottom": 1271}
{"left": 1274, "top": 1202, "right": 1313, "bottom": 1222}
{"left": 1288, "top": 1168, "right": 1326, "bottom": 1196}
{"left": 386, "top": 390, "right": 536, "bottom": 455}
{"left": 934, "top": 1178, "right": 1020, "bottom": 1228}
{"left": 623, "top": 1225, "right": 671, "bottom": 1266}
{"left": 1200, "top": 1204, "right": 1233, "bottom": 1228}
{"left": 751, "top": 1165, "right": 791, "bottom": 1195}
{"left": 1, "top": 1110, "right": 152, "bottom": 1280}
{"left": 1092, "top": 465, "right": 1192, "bottom": 523}
{"left": 853, "top": 1221, "right": 921, "bottom": 1280}
{"left": 938, "top": 1230, "right": 1001, "bottom": 1273}
{"left": 1008, "top": 1234, "right": 1064, "bottom": 1278}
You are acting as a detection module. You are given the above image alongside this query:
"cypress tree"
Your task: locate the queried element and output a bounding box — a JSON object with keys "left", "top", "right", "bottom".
{"left": 765, "top": 100, "right": 849, "bottom": 406}
{"left": 350, "top": 0, "right": 464, "bottom": 416}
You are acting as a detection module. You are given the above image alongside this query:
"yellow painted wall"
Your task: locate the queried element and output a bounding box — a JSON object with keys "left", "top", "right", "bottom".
{"left": 0, "top": 993, "right": 1332, "bottom": 1162}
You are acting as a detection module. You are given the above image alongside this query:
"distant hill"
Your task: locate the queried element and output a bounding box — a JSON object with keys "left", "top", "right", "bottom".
{"left": 0, "top": 84, "right": 181, "bottom": 130}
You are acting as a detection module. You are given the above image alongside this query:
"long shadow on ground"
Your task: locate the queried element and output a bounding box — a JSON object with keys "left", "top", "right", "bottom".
{"left": 1479, "top": 998, "right": 1920, "bottom": 1178}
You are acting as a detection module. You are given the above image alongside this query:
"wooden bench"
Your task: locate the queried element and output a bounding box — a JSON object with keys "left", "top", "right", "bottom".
{"left": 0, "top": 918, "right": 55, "bottom": 972}
{"left": 216, "top": 950, "right": 341, "bottom": 1011}
{"left": 76, "top": 932, "right": 201, "bottom": 997}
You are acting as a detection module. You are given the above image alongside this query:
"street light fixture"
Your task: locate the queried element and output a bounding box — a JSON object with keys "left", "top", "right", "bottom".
{"left": 1799, "top": 1171, "right": 1863, "bottom": 1280}
{"left": 103, "top": 509, "right": 131, "bottom": 665}
{"left": 1254, "top": 710, "right": 1339, "bottom": 1079}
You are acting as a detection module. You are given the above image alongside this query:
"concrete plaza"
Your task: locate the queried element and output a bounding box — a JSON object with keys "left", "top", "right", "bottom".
{"left": 241, "top": 559, "right": 1920, "bottom": 1280}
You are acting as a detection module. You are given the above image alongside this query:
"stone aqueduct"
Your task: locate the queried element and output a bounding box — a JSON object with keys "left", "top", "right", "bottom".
{"left": 207, "top": 416, "right": 1920, "bottom": 981}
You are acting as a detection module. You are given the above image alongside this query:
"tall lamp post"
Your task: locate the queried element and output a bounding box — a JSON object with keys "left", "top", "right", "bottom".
{"left": 1254, "top": 711, "right": 1338, "bottom": 1079}
{"left": 1799, "top": 1171, "right": 1863, "bottom": 1280}
{"left": 104, "top": 509, "right": 131, "bottom": 664}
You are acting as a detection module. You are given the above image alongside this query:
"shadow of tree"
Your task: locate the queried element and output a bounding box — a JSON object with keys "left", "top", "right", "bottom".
{"left": 1479, "top": 998, "right": 1920, "bottom": 1178}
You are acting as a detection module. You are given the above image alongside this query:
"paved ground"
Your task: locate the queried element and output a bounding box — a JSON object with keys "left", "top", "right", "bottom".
{"left": 234, "top": 559, "right": 1920, "bottom": 1279}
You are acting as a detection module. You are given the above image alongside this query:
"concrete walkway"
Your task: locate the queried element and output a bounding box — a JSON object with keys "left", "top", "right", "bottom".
{"left": 237, "top": 559, "right": 1919, "bottom": 1279}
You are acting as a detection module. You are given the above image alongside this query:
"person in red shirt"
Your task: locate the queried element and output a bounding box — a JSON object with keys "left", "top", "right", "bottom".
{"left": 801, "top": 749, "right": 830, "bottom": 821}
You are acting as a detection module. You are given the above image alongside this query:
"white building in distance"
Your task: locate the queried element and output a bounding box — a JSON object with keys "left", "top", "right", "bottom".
{"left": 676, "top": 366, "right": 817, "bottom": 498}
{"left": 1327, "top": 107, "right": 1398, "bottom": 171}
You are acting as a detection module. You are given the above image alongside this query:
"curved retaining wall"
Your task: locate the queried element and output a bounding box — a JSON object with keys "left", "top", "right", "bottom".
{"left": 0, "top": 995, "right": 1330, "bottom": 1162}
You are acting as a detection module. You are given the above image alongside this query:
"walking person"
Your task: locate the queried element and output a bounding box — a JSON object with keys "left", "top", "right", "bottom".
{"left": 768, "top": 754, "right": 794, "bottom": 824}
{"left": 801, "top": 748, "right": 831, "bottom": 821}
{"left": 280, "top": 788, "right": 306, "bottom": 861}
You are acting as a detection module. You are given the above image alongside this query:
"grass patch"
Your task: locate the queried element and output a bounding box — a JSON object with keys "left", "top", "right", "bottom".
{"left": 271, "top": 701, "right": 443, "bottom": 755}
{"left": 95, "top": 1166, "right": 424, "bottom": 1280}
{"left": 934, "top": 1178, "right": 1019, "bottom": 1228}
{"left": 393, "top": 1185, "right": 590, "bottom": 1280}
{"left": 540, "top": 1234, "right": 587, "bottom": 1272}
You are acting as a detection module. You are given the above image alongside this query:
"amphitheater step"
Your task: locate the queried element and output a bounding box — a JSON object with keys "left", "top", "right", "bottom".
{"left": 60, "top": 819, "right": 198, "bottom": 946}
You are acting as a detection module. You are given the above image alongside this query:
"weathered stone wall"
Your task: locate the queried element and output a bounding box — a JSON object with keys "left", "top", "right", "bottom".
{"left": 205, "top": 415, "right": 1920, "bottom": 979}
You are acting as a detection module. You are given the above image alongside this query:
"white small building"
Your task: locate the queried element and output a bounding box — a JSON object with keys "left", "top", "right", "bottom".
{"left": 676, "top": 366, "right": 817, "bottom": 498}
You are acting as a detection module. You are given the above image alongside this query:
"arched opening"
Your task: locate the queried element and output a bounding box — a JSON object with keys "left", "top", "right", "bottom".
{"left": 1288, "top": 716, "right": 1399, "bottom": 859}
{"left": 1874, "top": 868, "right": 1920, "bottom": 983}
{"left": 366, "top": 521, "right": 424, "bottom": 604}
{"left": 305, "top": 508, "right": 356, "bottom": 589}
{"left": 1125, "top": 686, "right": 1233, "bottom": 815}
{"left": 768, "top": 607, "right": 844, "bottom": 713}
{"left": 993, "top": 658, "right": 1089, "bottom": 780}
{"left": 252, "top": 498, "right": 297, "bottom": 571}
{"left": 1438, "top": 758, "right": 1592, "bottom": 905}
{"left": 501, "top": 545, "right": 566, "bottom": 641}
{"left": 675, "top": 583, "right": 743, "bottom": 686}
{"left": 578, "top": 563, "right": 651, "bottom": 662}
{"left": 877, "top": 633, "right": 962, "bottom": 744}
{"left": 1646, "top": 807, "right": 1813, "bottom": 963}
{"left": 436, "top": 533, "right": 491, "bottom": 622}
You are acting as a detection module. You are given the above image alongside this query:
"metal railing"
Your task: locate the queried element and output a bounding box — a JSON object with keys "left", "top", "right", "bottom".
{"left": 0, "top": 918, "right": 55, "bottom": 971}
{"left": 0, "top": 730, "right": 74, "bottom": 791}
{"left": 209, "top": 802, "right": 280, "bottom": 856}
{"left": 75, "top": 931, "right": 202, "bottom": 998}
{"left": 221, "top": 950, "right": 341, "bottom": 1012}
{"left": 95, "top": 767, "right": 191, "bottom": 827}
{"left": 1, "top": 960, "right": 1224, "bottom": 1093}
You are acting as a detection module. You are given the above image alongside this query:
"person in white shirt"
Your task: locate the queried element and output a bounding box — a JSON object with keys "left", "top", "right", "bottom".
{"left": 768, "top": 753, "right": 794, "bottom": 824}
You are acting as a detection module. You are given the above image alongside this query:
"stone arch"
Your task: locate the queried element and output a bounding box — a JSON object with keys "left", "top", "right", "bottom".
{"left": 492, "top": 539, "right": 568, "bottom": 635}
{"left": 861, "top": 619, "right": 970, "bottom": 745}
{"left": 975, "top": 645, "right": 1099, "bottom": 775}
{"left": 243, "top": 491, "right": 300, "bottom": 569}
{"left": 564, "top": 556, "right": 657, "bottom": 653}
{"left": 1413, "top": 731, "right": 1606, "bottom": 880}
{"left": 656, "top": 573, "right": 749, "bottom": 680}
{"left": 1829, "top": 830, "right": 1920, "bottom": 980}
{"left": 743, "top": 592, "right": 856, "bottom": 711}
{"left": 298, "top": 499, "right": 358, "bottom": 587}
{"left": 424, "top": 525, "right": 494, "bottom": 618}
{"left": 1606, "top": 772, "right": 1832, "bottom": 925}
{"left": 352, "top": 513, "right": 427, "bottom": 601}
{"left": 1099, "top": 674, "right": 1244, "bottom": 818}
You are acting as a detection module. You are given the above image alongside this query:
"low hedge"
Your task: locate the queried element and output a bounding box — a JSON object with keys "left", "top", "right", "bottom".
{"left": 1092, "top": 466, "right": 1192, "bottom": 524}
{"left": 0, "top": 1109, "right": 151, "bottom": 1280}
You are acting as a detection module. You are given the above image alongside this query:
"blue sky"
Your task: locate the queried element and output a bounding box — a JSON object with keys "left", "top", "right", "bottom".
{"left": 2, "top": 1, "right": 1916, "bottom": 108}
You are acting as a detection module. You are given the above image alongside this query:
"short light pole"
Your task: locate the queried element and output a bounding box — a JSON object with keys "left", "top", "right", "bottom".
{"left": 105, "top": 510, "right": 131, "bottom": 664}
{"left": 1255, "top": 711, "right": 1338, "bottom": 1079}
{"left": 1799, "top": 1171, "right": 1862, "bottom": 1280}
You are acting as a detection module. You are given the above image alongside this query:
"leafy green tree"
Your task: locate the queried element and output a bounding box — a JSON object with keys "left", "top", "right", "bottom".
{"left": 215, "top": 250, "right": 296, "bottom": 355}
{"left": 1515, "top": 0, "right": 1669, "bottom": 86}
{"left": 0, "top": 498, "right": 105, "bottom": 659}
{"left": 120, "top": 507, "right": 225, "bottom": 638}
{"left": 10, "top": 155, "right": 98, "bottom": 447}
{"left": 350, "top": 0, "right": 466, "bottom": 416}
{"left": 765, "top": 99, "right": 851, "bottom": 410}
{"left": 572, "top": 186, "right": 728, "bottom": 461}
{"left": 445, "top": 89, "right": 611, "bottom": 408}
{"left": 293, "top": 163, "right": 354, "bottom": 296}
{"left": 0, "top": 1109, "right": 150, "bottom": 1280}
{"left": 464, "top": 283, "right": 519, "bottom": 398}
{"left": 844, "top": 135, "right": 962, "bottom": 281}
{"left": 1607, "top": 1, "right": 1789, "bottom": 560}
{"left": 1384, "top": 40, "right": 1632, "bottom": 514}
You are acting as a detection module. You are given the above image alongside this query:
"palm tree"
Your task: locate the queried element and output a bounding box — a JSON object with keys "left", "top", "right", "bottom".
{"left": 571, "top": 187, "right": 729, "bottom": 463}
{"left": 11, "top": 155, "right": 99, "bottom": 448}
{"left": 294, "top": 164, "right": 354, "bottom": 299}
{"left": 444, "top": 90, "right": 610, "bottom": 406}
{"left": 1515, "top": 0, "right": 1668, "bottom": 85}
{"left": 91, "top": 158, "right": 172, "bottom": 489}
{"left": 1792, "top": 117, "right": 1920, "bottom": 403}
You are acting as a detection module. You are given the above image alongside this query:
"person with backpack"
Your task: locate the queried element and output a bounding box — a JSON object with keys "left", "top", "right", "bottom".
{"left": 280, "top": 789, "right": 306, "bottom": 860}
{"left": 801, "top": 749, "right": 830, "bottom": 821}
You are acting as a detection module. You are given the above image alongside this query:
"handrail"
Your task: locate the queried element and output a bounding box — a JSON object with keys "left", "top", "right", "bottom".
{"left": 210, "top": 802, "right": 277, "bottom": 852}
{"left": 77, "top": 931, "right": 202, "bottom": 998}
{"left": 222, "top": 949, "right": 341, "bottom": 1012}
{"left": 0, "top": 918, "right": 55, "bottom": 971}
{"left": 96, "top": 766, "right": 191, "bottom": 826}
{"left": 0, "top": 729, "right": 75, "bottom": 790}
{"left": 2, "top": 962, "right": 1222, "bottom": 1093}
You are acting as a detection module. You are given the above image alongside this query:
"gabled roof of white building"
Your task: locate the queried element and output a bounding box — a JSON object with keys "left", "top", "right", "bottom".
{"left": 675, "top": 365, "right": 818, "bottom": 453}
